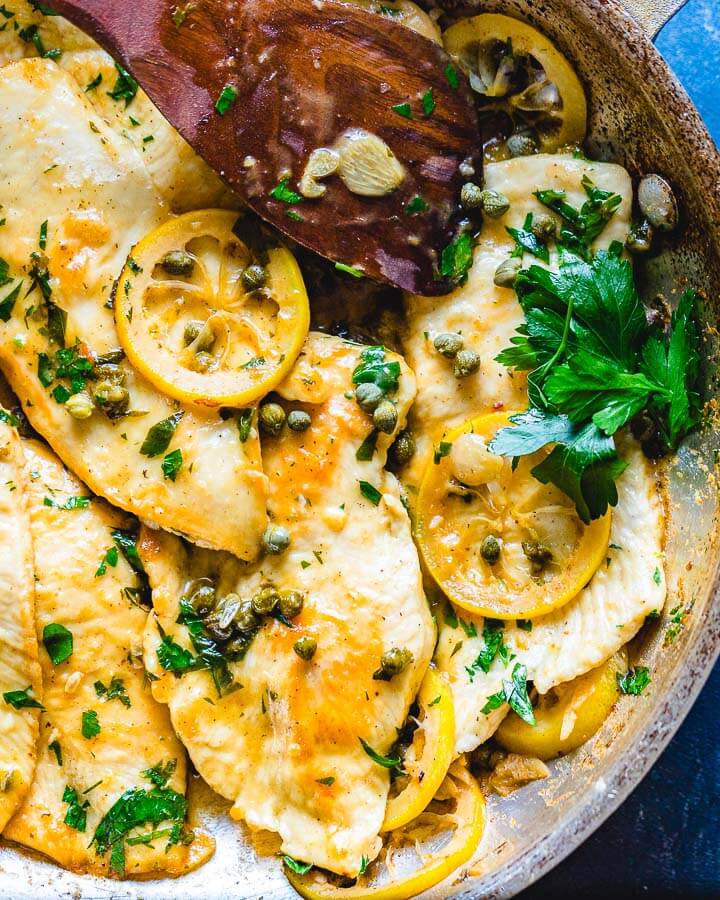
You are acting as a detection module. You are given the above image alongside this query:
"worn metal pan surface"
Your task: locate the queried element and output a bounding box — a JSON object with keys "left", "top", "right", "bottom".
{"left": 1, "top": 0, "right": 719, "bottom": 896}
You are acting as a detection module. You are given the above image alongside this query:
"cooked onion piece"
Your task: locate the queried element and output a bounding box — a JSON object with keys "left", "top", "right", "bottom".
{"left": 116, "top": 210, "right": 310, "bottom": 407}
{"left": 417, "top": 412, "right": 611, "bottom": 620}
{"left": 287, "top": 762, "right": 484, "bottom": 900}
{"left": 382, "top": 668, "right": 454, "bottom": 832}
{"left": 495, "top": 651, "right": 628, "bottom": 760}
{"left": 443, "top": 14, "right": 587, "bottom": 154}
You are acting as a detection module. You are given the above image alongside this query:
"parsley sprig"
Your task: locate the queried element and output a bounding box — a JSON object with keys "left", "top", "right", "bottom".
{"left": 492, "top": 245, "right": 701, "bottom": 522}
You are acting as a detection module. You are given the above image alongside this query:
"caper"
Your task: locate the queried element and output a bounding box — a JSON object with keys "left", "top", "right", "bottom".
{"left": 626, "top": 219, "right": 654, "bottom": 254}
{"left": 94, "top": 362, "right": 125, "bottom": 384}
{"left": 530, "top": 213, "right": 556, "bottom": 241}
{"left": 293, "top": 636, "right": 317, "bottom": 661}
{"left": 494, "top": 257, "right": 522, "bottom": 288}
{"left": 65, "top": 391, "right": 94, "bottom": 420}
{"left": 233, "top": 598, "right": 260, "bottom": 633}
{"left": 190, "top": 351, "right": 214, "bottom": 373}
{"left": 187, "top": 579, "right": 216, "bottom": 617}
{"left": 287, "top": 409, "right": 312, "bottom": 432}
{"left": 355, "top": 382, "right": 384, "bottom": 413}
{"left": 251, "top": 584, "right": 280, "bottom": 616}
{"left": 261, "top": 524, "right": 291, "bottom": 555}
{"left": 507, "top": 133, "right": 537, "bottom": 158}
{"left": 241, "top": 264, "right": 267, "bottom": 292}
{"left": 480, "top": 189, "right": 510, "bottom": 219}
{"left": 433, "top": 332, "right": 464, "bottom": 358}
{"left": 373, "top": 399, "right": 398, "bottom": 434}
{"left": 638, "top": 174, "right": 678, "bottom": 232}
{"left": 258, "top": 402, "right": 286, "bottom": 436}
{"left": 372, "top": 646, "right": 413, "bottom": 681}
{"left": 183, "top": 320, "right": 215, "bottom": 351}
{"left": 214, "top": 592, "right": 243, "bottom": 630}
{"left": 93, "top": 382, "right": 130, "bottom": 418}
{"left": 453, "top": 349, "right": 482, "bottom": 379}
{"left": 480, "top": 534, "right": 501, "bottom": 565}
{"left": 460, "top": 182, "right": 484, "bottom": 210}
{"left": 204, "top": 611, "right": 235, "bottom": 642}
{"left": 522, "top": 540, "right": 553, "bottom": 574}
{"left": 389, "top": 429, "right": 416, "bottom": 467}
{"left": 161, "top": 250, "right": 195, "bottom": 277}
{"left": 279, "top": 589, "right": 304, "bottom": 620}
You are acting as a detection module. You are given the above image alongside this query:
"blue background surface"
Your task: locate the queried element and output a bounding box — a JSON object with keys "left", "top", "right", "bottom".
{"left": 519, "top": 2, "right": 720, "bottom": 896}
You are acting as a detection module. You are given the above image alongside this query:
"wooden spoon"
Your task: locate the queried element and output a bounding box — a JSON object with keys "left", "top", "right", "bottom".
{"left": 45, "top": 0, "right": 481, "bottom": 295}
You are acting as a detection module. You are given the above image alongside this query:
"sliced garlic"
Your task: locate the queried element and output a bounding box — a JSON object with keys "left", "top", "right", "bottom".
{"left": 299, "top": 148, "right": 341, "bottom": 199}
{"left": 336, "top": 129, "right": 405, "bottom": 197}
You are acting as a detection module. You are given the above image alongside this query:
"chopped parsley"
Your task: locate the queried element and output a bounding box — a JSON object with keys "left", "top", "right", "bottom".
{"left": 142, "top": 759, "right": 177, "bottom": 787}
{"left": 81, "top": 710, "right": 101, "bottom": 739}
{"left": 433, "top": 440, "right": 452, "bottom": 464}
{"left": 49, "top": 739, "right": 62, "bottom": 766}
{"left": 422, "top": 88, "right": 435, "bottom": 117}
{"left": 215, "top": 84, "right": 238, "bottom": 116}
{"left": 481, "top": 662, "right": 535, "bottom": 725}
{"left": 535, "top": 177, "right": 623, "bottom": 260}
{"left": 444, "top": 63, "right": 460, "bottom": 90}
{"left": 653, "top": 566, "right": 662, "bottom": 585}
{"left": 359, "top": 737, "right": 401, "bottom": 769}
{"left": 356, "top": 428, "right": 379, "bottom": 462}
{"left": 405, "top": 195, "right": 429, "bottom": 216}
{"left": 466, "top": 621, "right": 506, "bottom": 682}
{"left": 0, "top": 282, "right": 23, "bottom": 322}
{"left": 42, "top": 623, "right": 73, "bottom": 665}
{"left": 63, "top": 786, "right": 89, "bottom": 832}
{"left": 270, "top": 179, "right": 303, "bottom": 205}
{"left": 359, "top": 480, "right": 382, "bottom": 505}
{"left": 94, "top": 676, "right": 131, "bottom": 708}
{"left": 391, "top": 102, "right": 413, "bottom": 119}
{"left": 3, "top": 686, "right": 44, "bottom": 710}
{"left": 236, "top": 408, "right": 254, "bottom": 442}
{"left": 352, "top": 345, "right": 400, "bottom": 394}
{"left": 43, "top": 495, "right": 91, "bottom": 510}
{"left": 85, "top": 72, "right": 102, "bottom": 92}
{"left": 439, "top": 232, "right": 473, "bottom": 283}
{"left": 172, "top": 2, "right": 195, "bottom": 27}
{"left": 283, "top": 856, "right": 313, "bottom": 875}
{"left": 39, "top": 219, "right": 48, "bottom": 250}
{"left": 161, "top": 448, "right": 183, "bottom": 482}
{"left": 95, "top": 545, "right": 119, "bottom": 577}
{"left": 315, "top": 776, "right": 335, "bottom": 786}
{"left": 617, "top": 666, "right": 651, "bottom": 695}
{"left": 507, "top": 213, "right": 550, "bottom": 263}
{"left": 90, "top": 785, "right": 188, "bottom": 875}
{"left": 140, "top": 412, "right": 184, "bottom": 457}
{"left": 335, "top": 262, "right": 364, "bottom": 278}
{"left": 107, "top": 63, "right": 138, "bottom": 107}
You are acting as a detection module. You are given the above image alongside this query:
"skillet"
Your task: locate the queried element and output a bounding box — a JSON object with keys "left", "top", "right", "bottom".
{"left": 0, "top": 0, "right": 718, "bottom": 896}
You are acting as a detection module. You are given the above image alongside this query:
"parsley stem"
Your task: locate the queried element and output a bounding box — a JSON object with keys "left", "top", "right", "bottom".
{"left": 531, "top": 294, "right": 574, "bottom": 407}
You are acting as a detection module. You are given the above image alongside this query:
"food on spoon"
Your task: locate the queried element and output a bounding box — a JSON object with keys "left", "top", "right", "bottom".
{"left": 417, "top": 411, "right": 611, "bottom": 620}
{"left": 0, "top": 416, "right": 41, "bottom": 833}
{"left": 140, "top": 334, "right": 435, "bottom": 877}
{"left": 3, "top": 438, "right": 213, "bottom": 877}
{"left": 443, "top": 14, "right": 587, "bottom": 156}
{"left": 0, "top": 59, "right": 268, "bottom": 559}
{"left": 115, "top": 210, "right": 310, "bottom": 407}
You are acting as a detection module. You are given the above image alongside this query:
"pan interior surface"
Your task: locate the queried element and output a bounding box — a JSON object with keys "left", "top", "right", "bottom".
{"left": 0, "top": 1, "right": 718, "bottom": 897}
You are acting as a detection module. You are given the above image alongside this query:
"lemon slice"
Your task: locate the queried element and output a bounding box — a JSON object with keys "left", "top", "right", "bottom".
{"left": 443, "top": 14, "right": 587, "bottom": 153}
{"left": 339, "top": 0, "right": 441, "bottom": 43}
{"left": 416, "top": 412, "right": 610, "bottom": 620}
{"left": 496, "top": 651, "right": 628, "bottom": 760}
{"left": 382, "top": 668, "right": 455, "bottom": 832}
{"left": 115, "top": 210, "right": 310, "bottom": 407}
{"left": 286, "top": 761, "right": 485, "bottom": 900}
